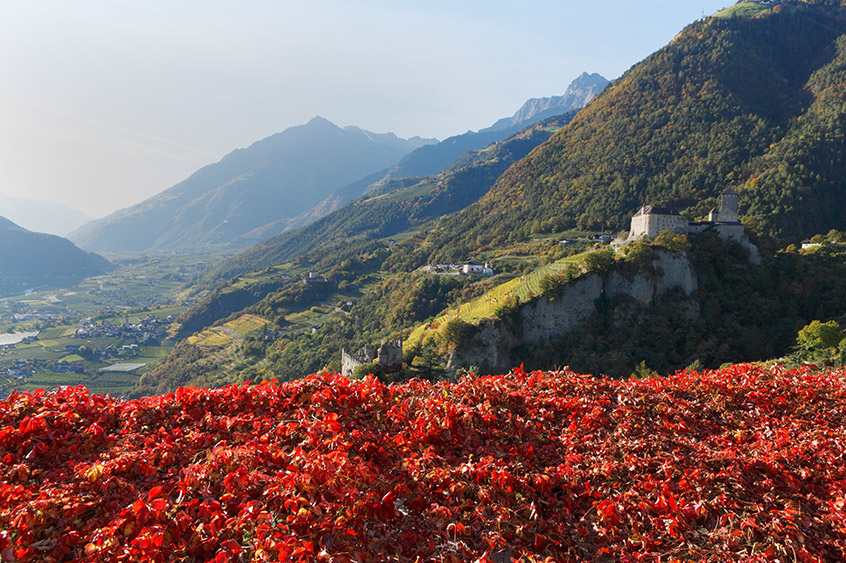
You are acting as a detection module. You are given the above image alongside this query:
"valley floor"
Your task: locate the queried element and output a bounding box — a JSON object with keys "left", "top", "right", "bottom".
{"left": 0, "top": 253, "right": 222, "bottom": 398}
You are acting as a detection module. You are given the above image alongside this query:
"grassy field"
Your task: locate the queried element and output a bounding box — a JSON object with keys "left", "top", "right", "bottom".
{"left": 87, "top": 370, "right": 142, "bottom": 396}
{"left": 528, "top": 229, "right": 593, "bottom": 242}
{"left": 7, "top": 367, "right": 141, "bottom": 397}
{"left": 284, "top": 304, "right": 347, "bottom": 333}
{"left": 377, "top": 180, "right": 437, "bottom": 202}
{"left": 406, "top": 251, "right": 591, "bottom": 347}
{"left": 713, "top": 1, "right": 775, "bottom": 19}
{"left": 230, "top": 264, "right": 295, "bottom": 290}
{"left": 187, "top": 314, "right": 271, "bottom": 347}
{"left": 386, "top": 229, "right": 422, "bottom": 243}
{"left": 38, "top": 337, "right": 77, "bottom": 349}
{"left": 58, "top": 354, "right": 85, "bottom": 363}
{"left": 134, "top": 346, "right": 171, "bottom": 364}
{"left": 39, "top": 326, "right": 77, "bottom": 339}
{"left": 97, "top": 305, "right": 185, "bottom": 326}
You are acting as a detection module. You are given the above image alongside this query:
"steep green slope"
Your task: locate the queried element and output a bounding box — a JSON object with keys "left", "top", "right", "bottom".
{"left": 426, "top": 4, "right": 846, "bottom": 260}
{"left": 742, "top": 33, "right": 846, "bottom": 240}
{"left": 0, "top": 217, "right": 112, "bottom": 296}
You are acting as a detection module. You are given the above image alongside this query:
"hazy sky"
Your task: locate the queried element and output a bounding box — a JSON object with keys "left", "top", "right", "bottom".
{"left": 0, "top": 0, "right": 729, "bottom": 218}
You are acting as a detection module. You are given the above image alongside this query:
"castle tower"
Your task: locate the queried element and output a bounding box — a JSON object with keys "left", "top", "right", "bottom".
{"left": 717, "top": 188, "right": 739, "bottom": 223}
{"left": 377, "top": 340, "right": 403, "bottom": 373}
{"left": 362, "top": 344, "right": 377, "bottom": 362}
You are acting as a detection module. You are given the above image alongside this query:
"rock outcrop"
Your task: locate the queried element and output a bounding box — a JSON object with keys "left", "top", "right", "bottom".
{"left": 447, "top": 249, "right": 698, "bottom": 373}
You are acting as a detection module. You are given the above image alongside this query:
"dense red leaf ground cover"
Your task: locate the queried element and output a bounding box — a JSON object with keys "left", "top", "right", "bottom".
{"left": 1, "top": 364, "right": 845, "bottom": 562}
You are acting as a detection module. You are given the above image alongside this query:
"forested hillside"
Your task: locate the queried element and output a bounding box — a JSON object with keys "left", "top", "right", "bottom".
{"left": 425, "top": 3, "right": 846, "bottom": 260}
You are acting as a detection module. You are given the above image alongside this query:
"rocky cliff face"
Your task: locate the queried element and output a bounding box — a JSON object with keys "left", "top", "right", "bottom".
{"left": 447, "top": 249, "right": 697, "bottom": 373}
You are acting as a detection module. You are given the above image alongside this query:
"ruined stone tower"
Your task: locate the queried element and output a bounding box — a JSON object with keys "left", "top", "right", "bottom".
{"left": 341, "top": 340, "right": 403, "bottom": 377}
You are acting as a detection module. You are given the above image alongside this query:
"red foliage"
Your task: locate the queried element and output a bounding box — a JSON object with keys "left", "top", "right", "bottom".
{"left": 1, "top": 364, "right": 845, "bottom": 561}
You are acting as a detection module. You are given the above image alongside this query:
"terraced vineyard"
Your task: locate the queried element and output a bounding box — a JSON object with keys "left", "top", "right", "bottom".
{"left": 187, "top": 314, "right": 271, "bottom": 348}
{"left": 186, "top": 328, "right": 233, "bottom": 348}
{"left": 223, "top": 314, "right": 269, "bottom": 336}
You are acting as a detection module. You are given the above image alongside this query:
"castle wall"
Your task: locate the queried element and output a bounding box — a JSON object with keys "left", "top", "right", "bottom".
{"left": 342, "top": 341, "right": 403, "bottom": 377}
{"left": 341, "top": 349, "right": 365, "bottom": 378}
{"left": 630, "top": 213, "right": 688, "bottom": 238}
{"left": 713, "top": 223, "right": 744, "bottom": 240}
{"left": 713, "top": 209, "right": 739, "bottom": 223}
{"left": 630, "top": 214, "right": 649, "bottom": 238}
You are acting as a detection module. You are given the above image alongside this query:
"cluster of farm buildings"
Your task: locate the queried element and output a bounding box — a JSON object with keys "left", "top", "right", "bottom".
{"left": 420, "top": 263, "right": 494, "bottom": 276}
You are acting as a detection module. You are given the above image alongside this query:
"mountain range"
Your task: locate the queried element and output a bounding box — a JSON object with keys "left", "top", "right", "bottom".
{"left": 0, "top": 192, "right": 92, "bottom": 237}
{"left": 279, "top": 73, "right": 609, "bottom": 235}
{"left": 209, "top": 3, "right": 846, "bottom": 284}
{"left": 68, "top": 119, "right": 435, "bottom": 252}
{"left": 204, "top": 112, "right": 578, "bottom": 286}
{"left": 0, "top": 216, "right": 111, "bottom": 296}
{"left": 68, "top": 73, "right": 608, "bottom": 254}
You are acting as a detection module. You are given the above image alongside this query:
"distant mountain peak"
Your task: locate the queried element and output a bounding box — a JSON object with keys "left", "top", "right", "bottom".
{"left": 305, "top": 115, "right": 337, "bottom": 128}
{"left": 571, "top": 71, "right": 608, "bottom": 88}
{"left": 482, "top": 72, "right": 610, "bottom": 133}
{"left": 69, "top": 117, "right": 433, "bottom": 253}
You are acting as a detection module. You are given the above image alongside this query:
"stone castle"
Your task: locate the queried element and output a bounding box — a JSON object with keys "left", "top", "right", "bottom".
{"left": 629, "top": 189, "right": 744, "bottom": 241}
{"left": 629, "top": 188, "right": 760, "bottom": 263}
{"left": 341, "top": 340, "right": 403, "bottom": 377}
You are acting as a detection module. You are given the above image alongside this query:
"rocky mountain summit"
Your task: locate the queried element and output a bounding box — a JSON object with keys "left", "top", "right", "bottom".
{"left": 481, "top": 72, "right": 609, "bottom": 133}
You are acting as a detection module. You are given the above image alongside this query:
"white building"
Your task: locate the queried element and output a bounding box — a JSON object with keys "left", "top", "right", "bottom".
{"left": 629, "top": 206, "right": 689, "bottom": 238}
{"left": 461, "top": 263, "right": 494, "bottom": 276}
